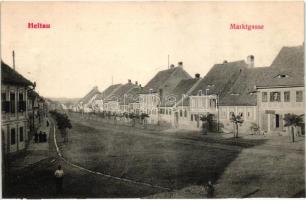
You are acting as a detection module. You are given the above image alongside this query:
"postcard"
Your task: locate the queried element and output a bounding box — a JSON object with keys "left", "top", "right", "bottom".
{"left": 1, "top": 1, "right": 304, "bottom": 198}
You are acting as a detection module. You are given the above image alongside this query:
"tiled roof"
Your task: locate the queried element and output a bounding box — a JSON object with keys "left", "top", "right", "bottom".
{"left": 119, "top": 86, "right": 144, "bottom": 105}
{"left": 1, "top": 61, "right": 33, "bottom": 86}
{"left": 105, "top": 82, "right": 137, "bottom": 103}
{"left": 191, "top": 60, "right": 248, "bottom": 97}
{"left": 78, "top": 86, "right": 101, "bottom": 104}
{"left": 256, "top": 45, "right": 304, "bottom": 88}
{"left": 220, "top": 67, "right": 269, "bottom": 106}
{"left": 162, "top": 78, "right": 199, "bottom": 107}
{"left": 101, "top": 84, "right": 122, "bottom": 100}
{"left": 143, "top": 66, "right": 191, "bottom": 93}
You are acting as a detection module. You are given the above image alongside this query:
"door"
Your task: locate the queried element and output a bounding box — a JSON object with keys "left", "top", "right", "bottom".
{"left": 275, "top": 114, "right": 280, "bottom": 128}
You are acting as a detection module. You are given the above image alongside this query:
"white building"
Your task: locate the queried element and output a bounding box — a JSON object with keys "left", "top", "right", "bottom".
{"left": 1, "top": 61, "right": 34, "bottom": 154}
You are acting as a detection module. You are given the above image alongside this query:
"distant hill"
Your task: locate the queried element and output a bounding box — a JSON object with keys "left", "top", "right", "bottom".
{"left": 48, "top": 97, "right": 80, "bottom": 105}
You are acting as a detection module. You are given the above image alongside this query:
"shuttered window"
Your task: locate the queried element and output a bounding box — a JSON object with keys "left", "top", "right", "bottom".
{"left": 296, "top": 91, "right": 303, "bottom": 102}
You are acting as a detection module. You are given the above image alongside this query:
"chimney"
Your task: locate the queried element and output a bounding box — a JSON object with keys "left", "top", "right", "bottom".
{"left": 246, "top": 55, "right": 254, "bottom": 68}
{"left": 128, "top": 79, "right": 131, "bottom": 83}
{"left": 195, "top": 73, "right": 200, "bottom": 79}
{"left": 223, "top": 60, "right": 228, "bottom": 64}
{"left": 135, "top": 81, "right": 138, "bottom": 85}
{"left": 12, "top": 50, "right": 15, "bottom": 70}
{"left": 170, "top": 64, "right": 175, "bottom": 69}
{"left": 139, "top": 84, "right": 142, "bottom": 87}
{"left": 178, "top": 61, "right": 183, "bottom": 68}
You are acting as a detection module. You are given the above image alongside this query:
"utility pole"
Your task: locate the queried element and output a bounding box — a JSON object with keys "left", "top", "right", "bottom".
{"left": 168, "top": 55, "right": 170, "bottom": 69}
{"left": 12, "top": 51, "right": 15, "bottom": 70}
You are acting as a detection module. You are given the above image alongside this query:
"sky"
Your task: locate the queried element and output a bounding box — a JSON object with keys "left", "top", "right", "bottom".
{"left": 1, "top": 1, "right": 304, "bottom": 98}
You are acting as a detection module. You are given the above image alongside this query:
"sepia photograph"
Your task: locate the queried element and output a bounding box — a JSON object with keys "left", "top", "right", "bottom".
{"left": 1, "top": 1, "right": 305, "bottom": 198}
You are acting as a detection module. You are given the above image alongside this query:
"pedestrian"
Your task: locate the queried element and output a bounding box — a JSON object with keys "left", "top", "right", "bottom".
{"left": 34, "top": 132, "right": 38, "bottom": 143}
{"left": 206, "top": 180, "right": 215, "bottom": 198}
{"left": 38, "top": 131, "right": 43, "bottom": 143}
{"left": 54, "top": 165, "right": 64, "bottom": 194}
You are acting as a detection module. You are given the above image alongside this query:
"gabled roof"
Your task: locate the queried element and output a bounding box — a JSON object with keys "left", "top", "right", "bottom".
{"left": 143, "top": 66, "right": 191, "bottom": 93}
{"left": 162, "top": 78, "right": 199, "bottom": 107}
{"left": 105, "top": 82, "right": 137, "bottom": 103}
{"left": 256, "top": 44, "right": 304, "bottom": 88}
{"left": 119, "top": 86, "right": 144, "bottom": 104}
{"left": 1, "top": 61, "right": 33, "bottom": 86}
{"left": 221, "top": 67, "right": 269, "bottom": 106}
{"left": 101, "top": 84, "right": 122, "bottom": 100}
{"left": 78, "top": 86, "right": 101, "bottom": 104}
{"left": 190, "top": 60, "right": 248, "bottom": 97}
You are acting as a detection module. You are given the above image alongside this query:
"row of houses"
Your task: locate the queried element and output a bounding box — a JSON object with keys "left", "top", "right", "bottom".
{"left": 1, "top": 61, "right": 48, "bottom": 154}
{"left": 73, "top": 44, "right": 304, "bottom": 135}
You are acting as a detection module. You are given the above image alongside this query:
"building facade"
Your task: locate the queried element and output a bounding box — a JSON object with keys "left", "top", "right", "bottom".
{"left": 1, "top": 61, "right": 34, "bottom": 154}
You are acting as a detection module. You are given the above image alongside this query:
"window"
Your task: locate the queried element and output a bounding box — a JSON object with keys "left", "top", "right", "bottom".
{"left": 296, "top": 91, "right": 303, "bottom": 102}
{"left": 179, "top": 110, "right": 183, "bottom": 117}
{"left": 262, "top": 92, "right": 268, "bottom": 102}
{"left": 191, "top": 114, "right": 194, "bottom": 121}
{"left": 169, "top": 110, "right": 171, "bottom": 115}
{"left": 247, "top": 112, "right": 250, "bottom": 117}
{"left": 184, "top": 110, "right": 187, "bottom": 118}
{"left": 11, "top": 128, "right": 16, "bottom": 145}
{"left": 229, "top": 112, "right": 234, "bottom": 118}
{"left": 10, "top": 92, "right": 16, "bottom": 113}
{"left": 284, "top": 91, "right": 290, "bottom": 102}
{"left": 166, "top": 109, "right": 168, "bottom": 115}
{"left": 275, "top": 74, "right": 289, "bottom": 78}
{"left": 2, "top": 92, "right": 9, "bottom": 112}
{"left": 198, "top": 90, "right": 202, "bottom": 96}
{"left": 19, "top": 127, "right": 24, "bottom": 142}
{"left": 270, "top": 92, "right": 281, "bottom": 102}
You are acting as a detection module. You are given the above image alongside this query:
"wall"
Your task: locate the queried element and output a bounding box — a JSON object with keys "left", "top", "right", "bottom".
{"left": 219, "top": 105, "right": 257, "bottom": 134}
{"left": 257, "top": 86, "right": 305, "bottom": 135}
{"left": 1, "top": 84, "right": 28, "bottom": 154}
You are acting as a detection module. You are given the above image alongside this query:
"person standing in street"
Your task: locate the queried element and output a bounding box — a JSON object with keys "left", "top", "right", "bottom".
{"left": 54, "top": 165, "right": 64, "bottom": 195}
{"left": 206, "top": 180, "right": 215, "bottom": 198}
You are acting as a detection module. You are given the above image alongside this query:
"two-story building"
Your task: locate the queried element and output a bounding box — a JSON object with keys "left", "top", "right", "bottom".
{"left": 186, "top": 59, "right": 249, "bottom": 130}
{"left": 256, "top": 45, "right": 304, "bottom": 135}
{"left": 1, "top": 61, "right": 34, "bottom": 154}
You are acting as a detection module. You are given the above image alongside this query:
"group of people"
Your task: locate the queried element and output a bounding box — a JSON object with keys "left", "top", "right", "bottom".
{"left": 34, "top": 131, "right": 48, "bottom": 143}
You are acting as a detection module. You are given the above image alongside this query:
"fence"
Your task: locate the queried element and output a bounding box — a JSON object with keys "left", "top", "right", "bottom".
{"left": 68, "top": 111, "right": 171, "bottom": 131}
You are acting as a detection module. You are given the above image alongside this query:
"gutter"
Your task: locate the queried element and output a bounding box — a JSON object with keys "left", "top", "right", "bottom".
{"left": 255, "top": 85, "right": 304, "bottom": 89}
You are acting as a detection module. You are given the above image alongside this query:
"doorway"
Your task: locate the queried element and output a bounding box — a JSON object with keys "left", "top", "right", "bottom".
{"left": 275, "top": 114, "right": 280, "bottom": 128}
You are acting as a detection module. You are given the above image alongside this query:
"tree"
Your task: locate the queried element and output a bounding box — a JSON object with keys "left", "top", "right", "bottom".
{"left": 140, "top": 113, "right": 149, "bottom": 128}
{"left": 129, "top": 112, "right": 136, "bottom": 127}
{"left": 284, "top": 114, "right": 304, "bottom": 142}
{"left": 200, "top": 113, "right": 215, "bottom": 134}
{"left": 230, "top": 113, "right": 244, "bottom": 138}
{"left": 50, "top": 110, "right": 72, "bottom": 143}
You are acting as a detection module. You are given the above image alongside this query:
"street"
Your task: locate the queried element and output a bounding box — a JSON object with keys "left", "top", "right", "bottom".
{"left": 4, "top": 114, "right": 305, "bottom": 198}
